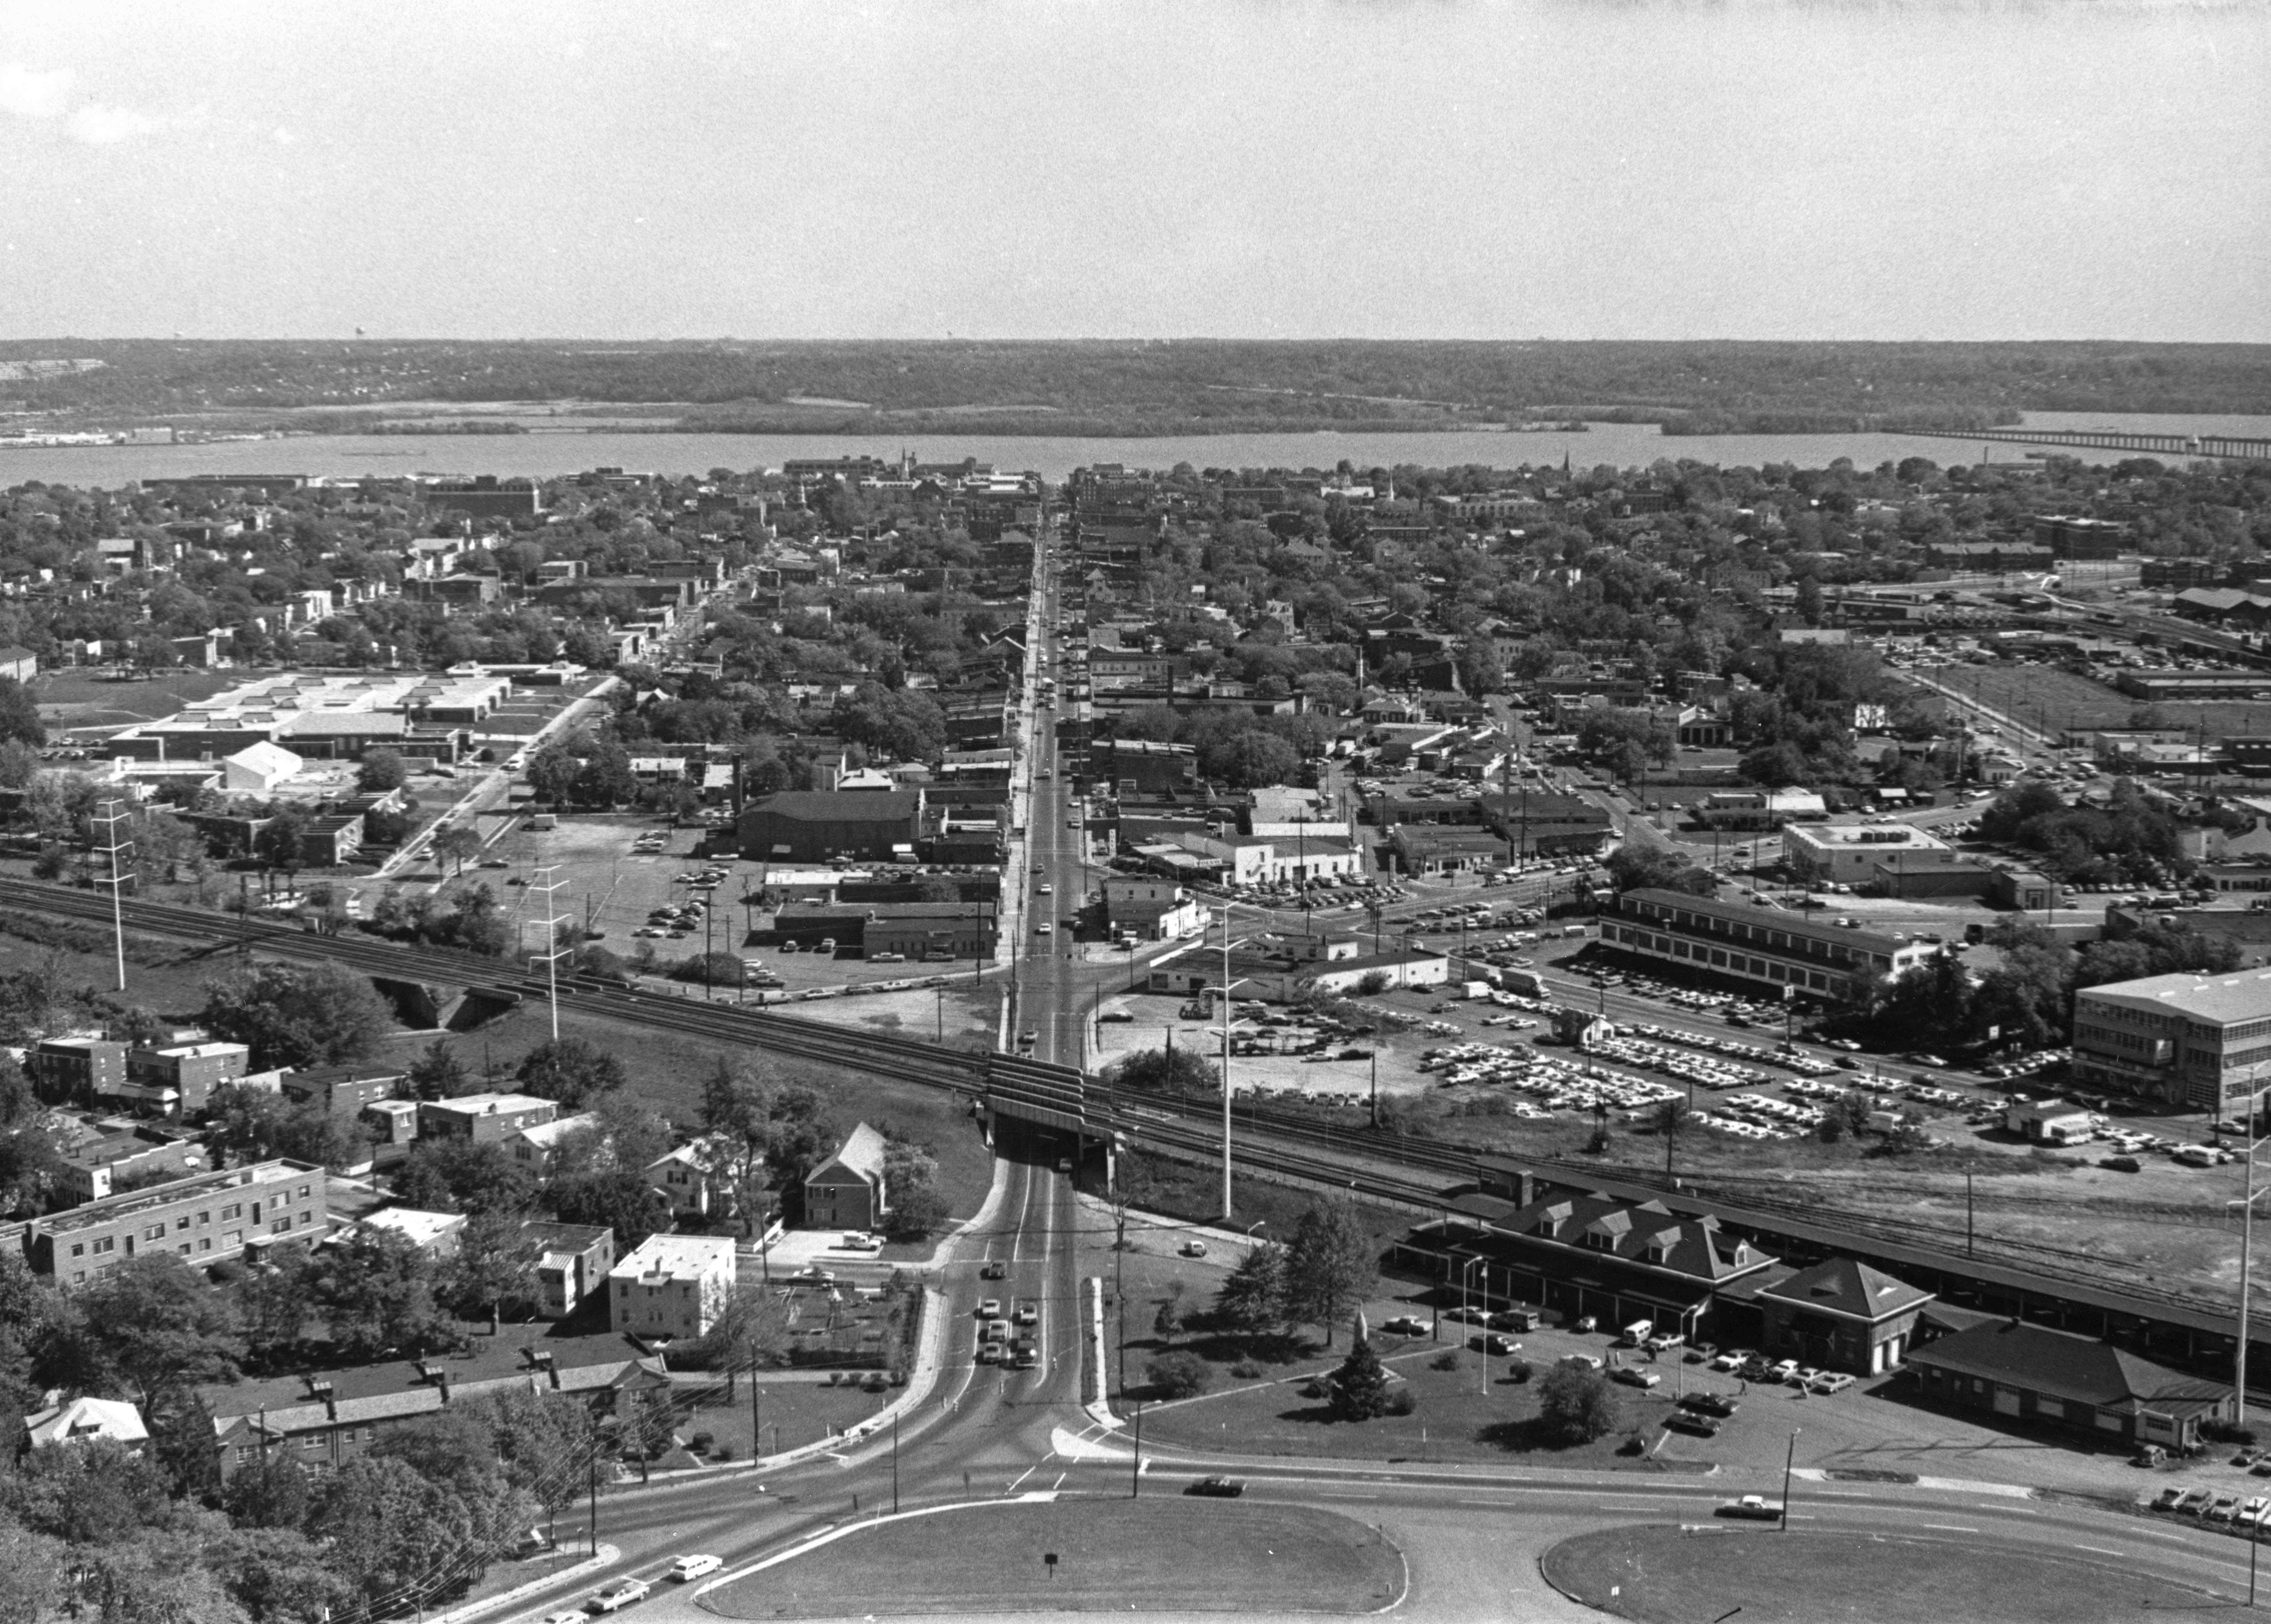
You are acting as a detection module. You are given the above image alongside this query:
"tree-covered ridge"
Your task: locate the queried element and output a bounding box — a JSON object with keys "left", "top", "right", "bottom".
{"left": 4, "top": 339, "right": 2269, "bottom": 432}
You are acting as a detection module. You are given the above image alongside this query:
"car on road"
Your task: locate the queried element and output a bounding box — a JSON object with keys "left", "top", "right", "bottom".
{"left": 869, "top": 952, "right": 905, "bottom": 963}
{"left": 983, "top": 1318, "right": 1010, "bottom": 1344}
{"left": 1035, "top": 922, "right": 1051, "bottom": 935}
{"left": 981, "top": 1259, "right": 1008, "bottom": 1280}
{"left": 1101, "top": 1010, "right": 1135, "bottom": 1023}
{"left": 1037, "top": 882, "right": 1054, "bottom": 895}
{"left": 1187, "top": 1476, "right": 1245, "bottom": 1498}
{"left": 977, "top": 1298, "right": 1003, "bottom": 1318}
{"left": 975, "top": 1341, "right": 1000, "bottom": 1364}
{"left": 1014, "top": 1301, "right": 1039, "bottom": 1325}
{"left": 1012, "top": 1341, "right": 1038, "bottom": 1369}
{"left": 668, "top": 1556, "right": 721, "bottom": 1582}
{"left": 1611, "top": 1366, "right": 1661, "bottom": 1388}
{"left": 786, "top": 1267, "right": 835, "bottom": 1287}
{"left": 544, "top": 1612, "right": 585, "bottom": 1624}
{"left": 590, "top": 1580, "right": 651, "bottom": 1613}
{"left": 1720, "top": 1495, "right": 1782, "bottom": 1521}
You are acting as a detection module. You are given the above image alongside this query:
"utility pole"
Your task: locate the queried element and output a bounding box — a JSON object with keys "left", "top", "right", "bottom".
{"left": 529, "top": 864, "right": 568, "bottom": 1041}
{"left": 1220, "top": 903, "right": 1234, "bottom": 1222}
{"left": 92, "top": 799, "right": 132, "bottom": 993}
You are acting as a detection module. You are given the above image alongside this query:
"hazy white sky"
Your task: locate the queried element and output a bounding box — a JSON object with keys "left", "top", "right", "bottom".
{"left": 0, "top": 0, "right": 2262, "bottom": 342}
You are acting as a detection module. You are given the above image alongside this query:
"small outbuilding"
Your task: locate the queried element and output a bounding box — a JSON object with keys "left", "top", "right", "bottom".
{"left": 222, "top": 741, "right": 304, "bottom": 794}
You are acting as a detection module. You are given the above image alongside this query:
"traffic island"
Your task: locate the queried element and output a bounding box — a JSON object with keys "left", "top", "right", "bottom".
{"left": 701, "top": 1498, "right": 1405, "bottom": 1616}
{"left": 1540, "top": 1524, "right": 2218, "bottom": 1622}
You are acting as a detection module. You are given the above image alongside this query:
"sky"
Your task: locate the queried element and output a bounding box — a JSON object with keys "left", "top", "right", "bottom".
{"left": 0, "top": 0, "right": 2263, "bottom": 344}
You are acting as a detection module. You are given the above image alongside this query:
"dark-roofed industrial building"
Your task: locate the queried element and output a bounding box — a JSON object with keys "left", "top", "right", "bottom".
{"left": 1907, "top": 1319, "right": 2234, "bottom": 1450}
{"left": 737, "top": 789, "right": 925, "bottom": 864}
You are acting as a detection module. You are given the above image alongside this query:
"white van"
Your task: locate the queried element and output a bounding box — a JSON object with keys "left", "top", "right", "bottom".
{"left": 1620, "top": 1318, "right": 1654, "bottom": 1347}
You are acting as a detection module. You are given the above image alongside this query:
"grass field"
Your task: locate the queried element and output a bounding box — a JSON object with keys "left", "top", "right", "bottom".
{"left": 1928, "top": 660, "right": 2271, "bottom": 742}
{"left": 704, "top": 1498, "right": 1404, "bottom": 1617}
{"left": 1541, "top": 1526, "right": 2215, "bottom": 1622}
{"left": 1132, "top": 1342, "right": 1700, "bottom": 1470}
{"left": 33, "top": 666, "right": 242, "bottom": 726}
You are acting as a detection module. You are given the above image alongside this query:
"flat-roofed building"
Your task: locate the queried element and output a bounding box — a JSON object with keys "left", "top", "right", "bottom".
{"left": 2072, "top": 967, "right": 2271, "bottom": 1111}
{"left": 28, "top": 1158, "right": 326, "bottom": 1282}
{"left": 524, "top": 1221, "right": 616, "bottom": 1317}
{"left": 416, "top": 1092, "right": 559, "bottom": 1145}
{"left": 607, "top": 1233, "right": 736, "bottom": 1341}
{"left": 1104, "top": 875, "right": 1207, "bottom": 941}
{"left": 1600, "top": 888, "right": 1938, "bottom": 1003}
{"left": 737, "top": 790, "right": 925, "bottom": 864}
{"left": 1783, "top": 822, "right": 1953, "bottom": 887}
{"left": 29, "top": 1038, "right": 128, "bottom": 1105}
{"left": 126, "top": 1042, "right": 250, "bottom": 1115}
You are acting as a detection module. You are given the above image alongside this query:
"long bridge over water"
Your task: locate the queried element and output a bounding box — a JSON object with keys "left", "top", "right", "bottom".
{"left": 1896, "top": 425, "right": 2271, "bottom": 461}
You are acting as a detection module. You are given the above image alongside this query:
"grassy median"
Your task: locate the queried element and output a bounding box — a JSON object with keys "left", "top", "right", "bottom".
{"left": 704, "top": 1497, "right": 1404, "bottom": 1616}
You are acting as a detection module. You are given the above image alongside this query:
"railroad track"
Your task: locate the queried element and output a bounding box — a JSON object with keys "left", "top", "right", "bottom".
{"left": 0, "top": 879, "right": 2244, "bottom": 1323}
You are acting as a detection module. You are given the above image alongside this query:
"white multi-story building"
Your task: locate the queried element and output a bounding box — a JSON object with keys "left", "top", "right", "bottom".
{"left": 607, "top": 1234, "right": 736, "bottom": 1341}
{"left": 1782, "top": 822, "right": 1952, "bottom": 887}
{"left": 2073, "top": 969, "right": 2271, "bottom": 1113}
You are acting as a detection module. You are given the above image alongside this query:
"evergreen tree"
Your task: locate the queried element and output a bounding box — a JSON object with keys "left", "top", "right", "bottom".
{"left": 1329, "top": 1323, "right": 1390, "bottom": 1421}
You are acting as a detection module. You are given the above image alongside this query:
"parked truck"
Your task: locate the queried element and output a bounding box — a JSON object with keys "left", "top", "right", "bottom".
{"left": 1501, "top": 969, "right": 1547, "bottom": 998}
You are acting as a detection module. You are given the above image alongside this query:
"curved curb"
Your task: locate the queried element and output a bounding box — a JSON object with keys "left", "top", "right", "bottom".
{"left": 430, "top": 1543, "right": 620, "bottom": 1624}
{"left": 692, "top": 1494, "right": 1413, "bottom": 1617}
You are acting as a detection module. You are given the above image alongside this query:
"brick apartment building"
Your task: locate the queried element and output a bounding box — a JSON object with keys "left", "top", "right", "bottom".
{"left": 29, "top": 1159, "right": 327, "bottom": 1282}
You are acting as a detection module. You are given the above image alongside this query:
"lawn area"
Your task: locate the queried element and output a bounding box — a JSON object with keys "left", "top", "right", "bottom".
{"left": 1541, "top": 1526, "right": 2217, "bottom": 1623}
{"left": 33, "top": 665, "right": 242, "bottom": 723}
{"left": 704, "top": 1498, "right": 1404, "bottom": 1617}
{"left": 1131, "top": 1340, "right": 1701, "bottom": 1470}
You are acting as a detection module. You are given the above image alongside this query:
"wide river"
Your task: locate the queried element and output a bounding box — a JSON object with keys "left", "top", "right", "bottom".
{"left": 4, "top": 409, "right": 2267, "bottom": 488}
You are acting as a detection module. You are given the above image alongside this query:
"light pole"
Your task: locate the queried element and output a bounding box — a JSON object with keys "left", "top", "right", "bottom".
{"left": 1460, "top": 1255, "right": 1486, "bottom": 1394}
{"left": 1780, "top": 1427, "right": 1800, "bottom": 1532}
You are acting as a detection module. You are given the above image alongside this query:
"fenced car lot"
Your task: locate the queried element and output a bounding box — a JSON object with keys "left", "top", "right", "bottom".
{"left": 464, "top": 816, "right": 988, "bottom": 999}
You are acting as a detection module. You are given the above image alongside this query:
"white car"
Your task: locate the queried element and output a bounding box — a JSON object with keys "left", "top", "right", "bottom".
{"left": 841, "top": 1232, "right": 882, "bottom": 1252}
{"left": 590, "top": 1580, "right": 650, "bottom": 1613}
{"left": 668, "top": 1555, "right": 721, "bottom": 1583}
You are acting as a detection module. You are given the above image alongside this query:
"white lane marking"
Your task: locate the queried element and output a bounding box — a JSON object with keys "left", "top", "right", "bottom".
{"left": 1006, "top": 1464, "right": 1039, "bottom": 1493}
{"left": 1921, "top": 1524, "right": 1979, "bottom": 1534}
{"left": 2073, "top": 1544, "right": 2125, "bottom": 1556}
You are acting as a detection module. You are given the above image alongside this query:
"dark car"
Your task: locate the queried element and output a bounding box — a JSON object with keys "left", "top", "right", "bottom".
{"left": 1683, "top": 1393, "right": 1740, "bottom": 1419}
{"left": 1665, "top": 1412, "right": 1721, "bottom": 1437}
{"left": 2101, "top": 1155, "right": 2141, "bottom": 1173}
{"left": 1186, "top": 1475, "right": 1245, "bottom": 1498}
